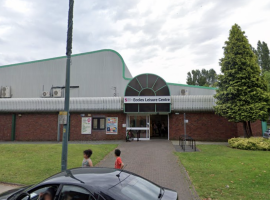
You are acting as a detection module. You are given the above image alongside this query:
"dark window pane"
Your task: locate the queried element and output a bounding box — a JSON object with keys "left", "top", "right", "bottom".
{"left": 92, "top": 118, "right": 105, "bottom": 130}
{"left": 93, "top": 119, "right": 98, "bottom": 129}
{"left": 153, "top": 78, "right": 166, "bottom": 91}
{"left": 140, "top": 89, "right": 155, "bottom": 96}
{"left": 125, "top": 87, "right": 139, "bottom": 96}
{"left": 156, "top": 103, "right": 170, "bottom": 112}
{"left": 125, "top": 104, "right": 138, "bottom": 112}
{"left": 148, "top": 74, "right": 158, "bottom": 88}
{"left": 155, "top": 87, "right": 170, "bottom": 96}
{"left": 139, "top": 104, "right": 155, "bottom": 112}
{"left": 128, "top": 78, "right": 142, "bottom": 91}
{"left": 100, "top": 118, "right": 105, "bottom": 129}
{"left": 136, "top": 74, "right": 147, "bottom": 88}
{"left": 129, "top": 116, "right": 146, "bottom": 127}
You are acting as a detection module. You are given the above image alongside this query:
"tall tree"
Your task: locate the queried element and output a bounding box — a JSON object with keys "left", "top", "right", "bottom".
{"left": 186, "top": 68, "right": 217, "bottom": 87}
{"left": 257, "top": 40, "right": 263, "bottom": 68}
{"left": 263, "top": 71, "right": 270, "bottom": 91}
{"left": 250, "top": 44, "right": 258, "bottom": 64}
{"left": 214, "top": 24, "right": 270, "bottom": 138}
{"left": 257, "top": 41, "right": 270, "bottom": 72}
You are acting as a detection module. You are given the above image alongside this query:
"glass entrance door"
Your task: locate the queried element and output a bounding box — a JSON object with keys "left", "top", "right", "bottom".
{"left": 126, "top": 115, "right": 150, "bottom": 140}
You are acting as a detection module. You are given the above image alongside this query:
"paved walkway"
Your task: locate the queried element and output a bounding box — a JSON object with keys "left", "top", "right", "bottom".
{"left": 96, "top": 140, "right": 199, "bottom": 200}
{"left": 0, "top": 183, "right": 20, "bottom": 194}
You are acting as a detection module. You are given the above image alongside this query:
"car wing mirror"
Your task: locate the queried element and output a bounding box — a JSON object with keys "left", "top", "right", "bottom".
{"left": 15, "top": 192, "right": 30, "bottom": 200}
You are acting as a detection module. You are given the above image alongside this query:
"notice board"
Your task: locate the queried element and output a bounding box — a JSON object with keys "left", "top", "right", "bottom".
{"left": 81, "top": 117, "right": 92, "bottom": 134}
{"left": 106, "top": 117, "right": 118, "bottom": 134}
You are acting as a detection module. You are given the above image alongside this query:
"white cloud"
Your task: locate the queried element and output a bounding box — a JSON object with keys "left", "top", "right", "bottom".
{"left": 0, "top": 0, "right": 269, "bottom": 84}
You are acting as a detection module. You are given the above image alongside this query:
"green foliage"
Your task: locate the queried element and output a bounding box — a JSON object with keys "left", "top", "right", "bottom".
{"left": 257, "top": 41, "right": 270, "bottom": 72}
{"left": 176, "top": 145, "right": 270, "bottom": 200}
{"left": 0, "top": 144, "right": 117, "bottom": 185}
{"left": 263, "top": 71, "right": 270, "bottom": 91}
{"left": 186, "top": 68, "right": 217, "bottom": 87}
{"left": 214, "top": 24, "right": 270, "bottom": 123}
{"left": 228, "top": 137, "right": 270, "bottom": 150}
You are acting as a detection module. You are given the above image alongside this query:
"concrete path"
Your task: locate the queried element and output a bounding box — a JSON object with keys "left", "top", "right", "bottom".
{"left": 96, "top": 140, "right": 199, "bottom": 200}
{"left": 0, "top": 183, "right": 20, "bottom": 194}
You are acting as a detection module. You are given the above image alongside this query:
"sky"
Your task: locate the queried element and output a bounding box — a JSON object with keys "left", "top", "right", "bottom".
{"left": 0, "top": 0, "right": 269, "bottom": 84}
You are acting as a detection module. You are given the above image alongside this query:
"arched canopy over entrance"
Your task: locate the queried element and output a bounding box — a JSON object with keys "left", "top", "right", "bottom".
{"left": 124, "top": 74, "right": 171, "bottom": 113}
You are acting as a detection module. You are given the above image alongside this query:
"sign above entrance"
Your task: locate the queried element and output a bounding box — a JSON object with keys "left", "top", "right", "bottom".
{"left": 124, "top": 96, "right": 171, "bottom": 104}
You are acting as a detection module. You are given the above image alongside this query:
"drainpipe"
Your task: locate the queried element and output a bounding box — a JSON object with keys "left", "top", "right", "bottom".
{"left": 11, "top": 114, "right": 16, "bottom": 141}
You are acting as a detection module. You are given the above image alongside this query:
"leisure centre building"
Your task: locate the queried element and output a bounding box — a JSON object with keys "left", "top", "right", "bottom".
{"left": 0, "top": 49, "right": 264, "bottom": 141}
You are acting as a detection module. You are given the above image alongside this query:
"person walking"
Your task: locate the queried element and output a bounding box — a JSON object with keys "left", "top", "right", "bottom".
{"left": 82, "top": 149, "right": 93, "bottom": 167}
{"left": 161, "top": 122, "right": 166, "bottom": 137}
{"left": 153, "top": 122, "right": 157, "bottom": 136}
{"left": 114, "top": 149, "right": 124, "bottom": 169}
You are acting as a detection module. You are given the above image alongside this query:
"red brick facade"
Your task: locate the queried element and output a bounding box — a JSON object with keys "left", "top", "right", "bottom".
{"left": 0, "top": 112, "right": 262, "bottom": 141}
{"left": 69, "top": 113, "right": 126, "bottom": 141}
{"left": 0, "top": 112, "right": 126, "bottom": 141}
{"left": 169, "top": 112, "right": 262, "bottom": 141}
{"left": 0, "top": 114, "right": 13, "bottom": 141}
{"left": 15, "top": 113, "right": 58, "bottom": 141}
{"left": 236, "top": 121, "right": 262, "bottom": 137}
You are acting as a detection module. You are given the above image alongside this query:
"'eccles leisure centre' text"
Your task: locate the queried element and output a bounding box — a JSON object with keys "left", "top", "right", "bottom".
{"left": 132, "top": 97, "right": 170, "bottom": 102}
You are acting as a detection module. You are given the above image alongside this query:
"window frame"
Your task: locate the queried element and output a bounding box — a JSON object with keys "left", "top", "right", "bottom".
{"left": 58, "top": 184, "right": 96, "bottom": 200}
{"left": 92, "top": 117, "right": 106, "bottom": 130}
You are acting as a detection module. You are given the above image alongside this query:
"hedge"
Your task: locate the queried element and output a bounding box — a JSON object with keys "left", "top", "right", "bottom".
{"left": 228, "top": 137, "right": 270, "bottom": 151}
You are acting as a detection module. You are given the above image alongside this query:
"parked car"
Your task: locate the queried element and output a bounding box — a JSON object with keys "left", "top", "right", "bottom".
{"left": 0, "top": 167, "right": 178, "bottom": 200}
{"left": 264, "top": 128, "right": 270, "bottom": 139}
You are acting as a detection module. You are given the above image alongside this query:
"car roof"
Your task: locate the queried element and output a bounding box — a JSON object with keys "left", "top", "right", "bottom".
{"left": 41, "top": 167, "right": 131, "bottom": 190}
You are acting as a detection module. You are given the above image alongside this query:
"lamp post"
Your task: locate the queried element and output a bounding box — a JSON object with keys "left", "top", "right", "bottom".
{"left": 61, "top": 0, "right": 74, "bottom": 172}
{"left": 175, "top": 112, "right": 187, "bottom": 151}
{"left": 184, "top": 113, "right": 186, "bottom": 151}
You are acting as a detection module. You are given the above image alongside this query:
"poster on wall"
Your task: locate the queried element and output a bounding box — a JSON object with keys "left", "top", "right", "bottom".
{"left": 81, "top": 117, "right": 92, "bottom": 134}
{"left": 106, "top": 117, "right": 118, "bottom": 134}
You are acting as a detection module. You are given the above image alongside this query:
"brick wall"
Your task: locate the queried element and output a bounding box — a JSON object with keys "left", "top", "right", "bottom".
{"left": 69, "top": 113, "right": 126, "bottom": 141}
{"left": 4, "top": 112, "right": 126, "bottom": 141}
{"left": 15, "top": 113, "right": 58, "bottom": 141}
{"left": 0, "top": 114, "right": 13, "bottom": 141}
{"left": 170, "top": 112, "right": 234, "bottom": 141}
{"left": 0, "top": 112, "right": 263, "bottom": 141}
{"left": 236, "top": 120, "right": 262, "bottom": 137}
{"left": 169, "top": 113, "right": 263, "bottom": 141}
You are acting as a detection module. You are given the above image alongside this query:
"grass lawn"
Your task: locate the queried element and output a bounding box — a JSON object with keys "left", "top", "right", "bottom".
{"left": 0, "top": 144, "right": 117, "bottom": 185}
{"left": 176, "top": 145, "right": 270, "bottom": 200}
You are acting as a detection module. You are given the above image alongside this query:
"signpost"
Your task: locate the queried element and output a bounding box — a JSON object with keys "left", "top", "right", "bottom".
{"left": 61, "top": 0, "right": 74, "bottom": 172}
{"left": 184, "top": 113, "right": 187, "bottom": 151}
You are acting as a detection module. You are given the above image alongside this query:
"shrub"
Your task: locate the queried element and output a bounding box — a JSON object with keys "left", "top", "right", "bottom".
{"left": 228, "top": 137, "right": 270, "bottom": 151}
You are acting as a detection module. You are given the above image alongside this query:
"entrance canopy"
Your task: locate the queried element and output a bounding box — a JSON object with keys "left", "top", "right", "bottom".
{"left": 124, "top": 74, "right": 171, "bottom": 113}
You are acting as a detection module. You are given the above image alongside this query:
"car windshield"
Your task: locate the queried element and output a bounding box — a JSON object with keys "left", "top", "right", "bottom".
{"left": 110, "top": 175, "right": 162, "bottom": 200}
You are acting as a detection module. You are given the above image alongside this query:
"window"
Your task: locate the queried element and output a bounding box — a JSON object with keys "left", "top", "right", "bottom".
{"left": 19, "top": 185, "right": 59, "bottom": 200}
{"left": 124, "top": 74, "right": 171, "bottom": 113}
{"left": 129, "top": 116, "right": 147, "bottom": 127}
{"left": 59, "top": 185, "right": 95, "bottom": 200}
{"left": 92, "top": 118, "right": 105, "bottom": 130}
{"left": 109, "top": 176, "right": 161, "bottom": 200}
